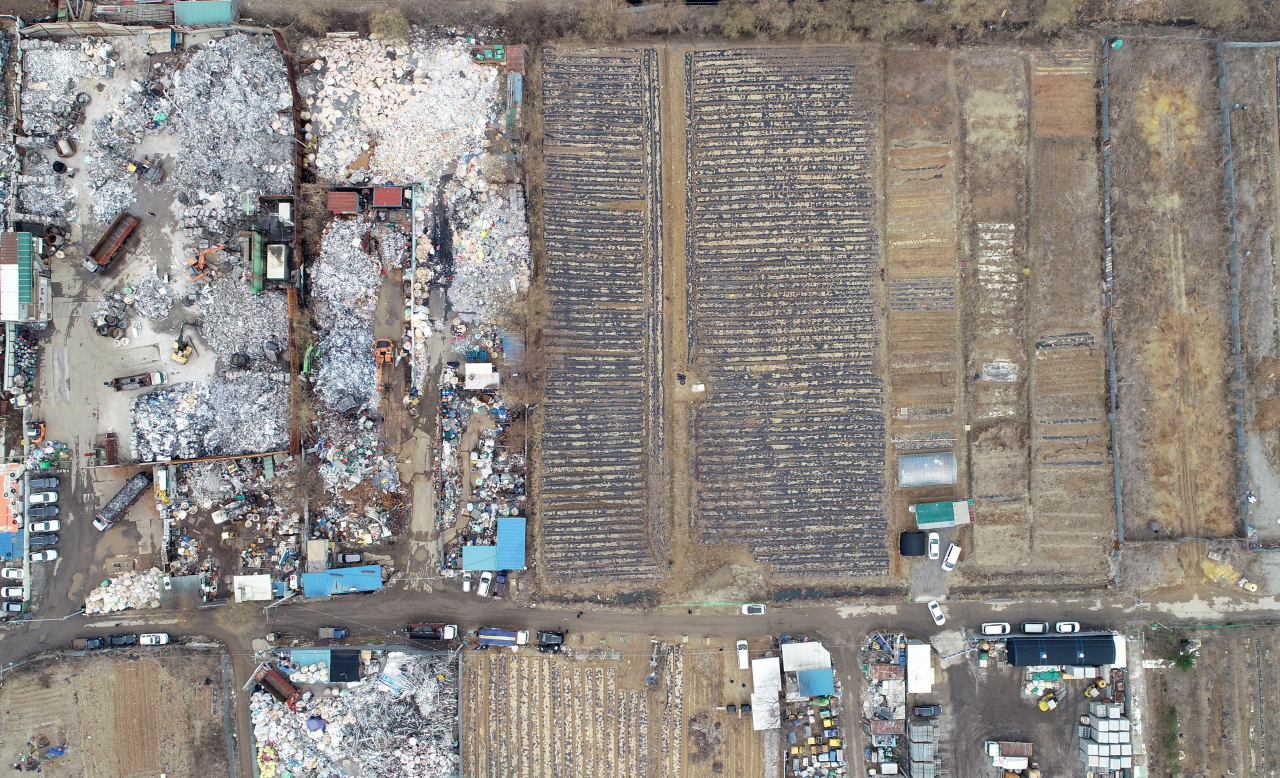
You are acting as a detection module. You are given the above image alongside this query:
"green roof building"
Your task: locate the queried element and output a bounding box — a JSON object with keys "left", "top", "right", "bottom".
{"left": 910, "top": 499, "right": 974, "bottom": 529}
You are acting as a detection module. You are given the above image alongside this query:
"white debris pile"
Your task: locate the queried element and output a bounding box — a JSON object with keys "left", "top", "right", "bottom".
{"left": 297, "top": 35, "right": 499, "bottom": 185}
{"left": 84, "top": 567, "right": 164, "bottom": 614}
{"left": 446, "top": 177, "right": 530, "bottom": 321}
{"left": 171, "top": 34, "right": 294, "bottom": 198}
{"left": 17, "top": 178, "right": 74, "bottom": 217}
{"left": 128, "top": 276, "right": 174, "bottom": 319}
{"left": 252, "top": 653, "right": 459, "bottom": 778}
{"left": 197, "top": 277, "right": 289, "bottom": 358}
{"left": 376, "top": 225, "right": 408, "bottom": 270}
{"left": 311, "top": 219, "right": 381, "bottom": 310}
{"left": 18, "top": 40, "right": 87, "bottom": 138}
{"left": 314, "top": 309, "right": 377, "bottom": 415}
{"left": 131, "top": 374, "right": 289, "bottom": 461}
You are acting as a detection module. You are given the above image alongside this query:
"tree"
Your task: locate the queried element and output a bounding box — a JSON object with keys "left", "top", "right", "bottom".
{"left": 719, "top": 0, "right": 760, "bottom": 38}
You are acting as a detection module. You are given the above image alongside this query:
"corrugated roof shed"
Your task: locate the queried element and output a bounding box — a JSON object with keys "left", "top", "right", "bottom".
{"left": 300, "top": 564, "right": 383, "bottom": 597}
{"left": 781, "top": 641, "right": 831, "bottom": 672}
{"left": 327, "top": 191, "right": 360, "bottom": 214}
{"left": 1006, "top": 635, "right": 1117, "bottom": 667}
{"left": 869, "top": 719, "right": 906, "bottom": 735}
{"left": 869, "top": 663, "right": 905, "bottom": 680}
{"left": 461, "top": 517, "right": 527, "bottom": 571}
{"left": 173, "top": 0, "right": 238, "bottom": 25}
{"left": 797, "top": 668, "right": 834, "bottom": 697}
{"left": 372, "top": 187, "right": 405, "bottom": 208}
{"left": 897, "top": 452, "right": 957, "bottom": 487}
{"left": 912, "top": 499, "right": 973, "bottom": 528}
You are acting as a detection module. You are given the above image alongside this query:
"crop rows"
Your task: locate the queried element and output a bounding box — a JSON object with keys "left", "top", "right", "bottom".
{"left": 539, "top": 48, "right": 664, "bottom": 583}
{"left": 464, "top": 654, "right": 652, "bottom": 778}
{"left": 889, "top": 277, "right": 955, "bottom": 312}
{"left": 685, "top": 49, "right": 887, "bottom": 575}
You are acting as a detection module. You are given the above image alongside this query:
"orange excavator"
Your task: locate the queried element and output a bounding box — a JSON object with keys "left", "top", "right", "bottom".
{"left": 374, "top": 339, "right": 394, "bottom": 391}
{"left": 184, "top": 245, "right": 223, "bottom": 282}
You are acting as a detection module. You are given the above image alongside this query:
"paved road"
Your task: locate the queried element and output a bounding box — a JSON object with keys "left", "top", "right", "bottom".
{"left": 3, "top": 582, "right": 1268, "bottom": 778}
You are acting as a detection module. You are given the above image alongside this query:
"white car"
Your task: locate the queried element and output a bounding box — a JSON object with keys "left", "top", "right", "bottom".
{"left": 927, "top": 532, "right": 941, "bottom": 560}
{"left": 736, "top": 639, "right": 749, "bottom": 669}
{"left": 139, "top": 633, "right": 170, "bottom": 646}
{"left": 477, "top": 571, "right": 493, "bottom": 598}
{"left": 0, "top": 568, "right": 23, "bottom": 580}
{"left": 941, "top": 543, "right": 961, "bottom": 572}
{"left": 28, "top": 520, "right": 59, "bottom": 533}
{"left": 980, "top": 622, "right": 1011, "bottom": 636}
{"left": 29, "top": 549, "right": 57, "bottom": 562}
{"left": 28, "top": 491, "right": 57, "bottom": 505}
{"left": 1055, "top": 621, "right": 1081, "bottom": 633}
{"left": 1, "top": 586, "right": 23, "bottom": 599}
{"left": 927, "top": 600, "right": 945, "bottom": 626}
{"left": 741, "top": 603, "right": 766, "bottom": 616}
{"left": 462, "top": 570, "right": 473, "bottom": 593}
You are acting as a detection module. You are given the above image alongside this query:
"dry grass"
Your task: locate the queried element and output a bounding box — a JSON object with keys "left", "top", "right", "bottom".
{"left": 1184, "top": 0, "right": 1248, "bottom": 26}
{"left": 719, "top": 0, "right": 760, "bottom": 38}
{"left": 1034, "top": 0, "right": 1085, "bottom": 32}
{"left": 295, "top": 2, "right": 332, "bottom": 34}
{"left": 580, "top": 0, "right": 629, "bottom": 42}
{"left": 369, "top": 7, "right": 411, "bottom": 41}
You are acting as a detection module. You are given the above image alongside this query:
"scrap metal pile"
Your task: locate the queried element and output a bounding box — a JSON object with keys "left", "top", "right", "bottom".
{"left": 252, "top": 653, "right": 459, "bottom": 778}
{"left": 197, "top": 276, "right": 289, "bottom": 358}
{"left": 170, "top": 34, "right": 294, "bottom": 198}
{"left": 84, "top": 567, "right": 164, "bottom": 614}
{"left": 0, "top": 33, "right": 16, "bottom": 208}
{"left": 444, "top": 167, "right": 530, "bottom": 322}
{"left": 296, "top": 35, "right": 499, "bottom": 185}
{"left": 313, "top": 412, "right": 399, "bottom": 495}
{"left": 131, "top": 374, "right": 289, "bottom": 461}
{"left": 17, "top": 39, "right": 87, "bottom": 221}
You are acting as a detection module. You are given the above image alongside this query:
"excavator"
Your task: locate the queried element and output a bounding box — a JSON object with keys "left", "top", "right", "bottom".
{"left": 374, "top": 339, "right": 394, "bottom": 391}
{"left": 171, "top": 322, "right": 197, "bottom": 365}
{"left": 184, "top": 245, "right": 223, "bottom": 283}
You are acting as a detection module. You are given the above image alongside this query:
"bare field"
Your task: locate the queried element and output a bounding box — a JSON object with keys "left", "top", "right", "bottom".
{"left": 1110, "top": 40, "right": 1236, "bottom": 542}
{"left": 462, "top": 635, "right": 768, "bottom": 778}
{"left": 0, "top": 651, "right": 227, "bottom": 778}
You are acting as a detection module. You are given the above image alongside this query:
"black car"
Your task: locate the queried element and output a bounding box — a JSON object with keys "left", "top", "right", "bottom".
{"left": 536, "top": 630, "right": 565, "bottom": 645}
{"left": 28, "top": 533, "right": 57, "bottom": 547}
{"left": 81, "top": 637, "right": 105, "bottom": 649}
{"left": 106, "top": 633, "right": 137, "bottom": 647}
{"left": 912, "top": 704, "right": 942, "bottom": 718}
{"left": 29, "top": 477, "right": 59, "bottom": 490}
{"left": 27, "top": 506, "right": 58, "bottom": 518}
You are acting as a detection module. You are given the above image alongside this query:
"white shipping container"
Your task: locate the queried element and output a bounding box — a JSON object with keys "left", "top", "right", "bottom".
{"left": 1121, "top": 756, "right": 1133, "bottom": 768}
{"left": 1121, "top": 744, "right": 1133, "bottom": 756}
{"left": 1119, "top": 731, "right": 1131, "bottom": 744}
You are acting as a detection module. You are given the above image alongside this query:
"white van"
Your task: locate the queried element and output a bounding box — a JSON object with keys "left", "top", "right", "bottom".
{"left": 736, "top": 639, "right": 749, "bottom": 670}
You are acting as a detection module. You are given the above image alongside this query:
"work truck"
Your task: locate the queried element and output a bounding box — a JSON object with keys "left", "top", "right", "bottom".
{"left": 92, "top": 472, "right": 152, "bottom": 531}
{"left": 406, "top": 623, "right": 458, "bottom": 642}
{"left": 251, "top": 662, "right": 301, "bottom": 711}
{"left": 104, "top": 371, "right": 165, "bottom": 391}
{"left": 477, "top": 627, "right": 528, "bottom": 647}
{"left": 83, "top": 211, "right": 139, "bottom": 274}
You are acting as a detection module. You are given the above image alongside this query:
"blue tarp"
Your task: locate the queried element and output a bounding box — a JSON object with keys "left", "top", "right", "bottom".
{"left": 289, "top": 648, "right": 331, "bottom": 668}
{"left": 300, "top": 565, "right": 383, "bottom": 597}
{"left": 461, "top": 517, "right": 527, "bottom": 571}
{"left": 0, "top": 530, "right": 21, "bottom": 560}
{"left": 797, "top": 668, "right": 835, "bottom": 698}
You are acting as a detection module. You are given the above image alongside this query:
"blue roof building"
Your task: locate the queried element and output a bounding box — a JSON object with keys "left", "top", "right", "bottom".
{"left": 301, "top": 565, "right": 383, "bottom": 598}
{"left": 461, "top": 517, "right": 527, "bottom": 571}
{"left": 797, "top": 668, "right": 835, "bottom": 698}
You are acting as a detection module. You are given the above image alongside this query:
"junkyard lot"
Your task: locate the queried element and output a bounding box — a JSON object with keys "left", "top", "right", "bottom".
{"left": 0, "top": 651, "right": 228, "bottom": 778}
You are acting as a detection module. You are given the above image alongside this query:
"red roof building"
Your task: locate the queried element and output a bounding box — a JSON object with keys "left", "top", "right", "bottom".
{"left": 372, "top": 187, "right": 406, "bottom": 208}
{"left": 327, "top": 191, "right": 360, "bottom": 214}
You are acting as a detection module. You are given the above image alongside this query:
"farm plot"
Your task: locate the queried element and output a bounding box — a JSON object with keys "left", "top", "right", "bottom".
{"left": 685, "top": 47, "right": 888, "bottom": 577}
{"left": 0, "top": 651, "right": 227, "bottom": 778}
{"left": 462, "top": 642, "right": 744, "bottom": 778}
{"left": 1109, "top": 40, "right": 1236, "bottom": 541}
{"left": 1222, "top": 47, "right": 1280, "bottom": 544}
{"left": 883, "top": 49, "right": 964, "bottom": 550}
{"left": 537, "top": 47, "right": 664, "bottom": 585}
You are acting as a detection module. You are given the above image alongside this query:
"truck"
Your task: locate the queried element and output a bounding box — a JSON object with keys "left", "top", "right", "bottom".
{"left": 478, "top": 627, "right": 529, "bottom": 647}
{"left": 104, "top": 372, "right": 165, "bottom": 392}
{"left": 317, "top": 627, "right": 349, "bottom": 640}
{"left": 92, "top": 472, "right": 153, "bottom": 531}
{"left": 84, "top": 211, "right": 140, "bottom": 274}
{"left": 985, "top": 741, "right": 1033, "bottom": 771}
{"left": 407, "top": 623, "right": 458, "bottom": 642}
{"left": 251, "top": 662, "right": 301, "bottom": 710}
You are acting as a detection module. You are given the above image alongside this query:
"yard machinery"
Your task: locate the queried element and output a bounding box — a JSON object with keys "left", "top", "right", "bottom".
{"left": 184, "top": 245, "right": 223, "bottom": 283}
{"left": 171, "top": 321, "right": 197, "bottom": 364}
{"left": 374, "top": 339, "right": 394, "bottom": 391}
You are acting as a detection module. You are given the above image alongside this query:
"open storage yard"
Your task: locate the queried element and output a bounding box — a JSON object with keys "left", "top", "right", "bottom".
{"left": 0, "top": 649, "right": 229, "bottom": 778}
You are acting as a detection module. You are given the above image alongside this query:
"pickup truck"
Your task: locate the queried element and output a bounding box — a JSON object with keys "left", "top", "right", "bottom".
{"left": 317, "top": 627, "right": 349, "bottom": 639}
{"left": 406, "top": 623, "right": 458, "bottom": 641}
{"left": 104, "top": 372, "right": 165, "bottom": 391}
{"left": 478, "top": 627, "right": 529, "bottom": 647}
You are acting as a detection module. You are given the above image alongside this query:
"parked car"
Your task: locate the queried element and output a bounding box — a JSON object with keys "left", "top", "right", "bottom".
{"left": 741, "top": 603, "right": 766, "bottom": 616}
{"left": 536, "top": 631, "right": 565, "bottom": 646}
{"left": 462, "top": 570, "right": 473, "bottom": 593}
{"left": 106, "top": 633, "right": 138, "bottom": 647}
{"left": 1, "top": 586, "right": 23, "bottom": 599}
{"left": 1021, "top": 621, "right": 1050, "bottom": 634}
{"left": 941, "top": 543, "right": 961, "bottom": 571}
{"left": 0, "top": 568, "right": 23, "bottom": 580}
{"left": 912, "top": 705, "right": 942, "bottom": 717}
{"left": 736, "top": 639, "right": 750, "bottom": 670}
{"left": 139, "top": 633, "right": 170, "bottom": 646}
{"left": 27, "top": 506, "right": 58, "bottom": 518}
{"left": 980, "top": 622, "right": 1011, "bottom": 636}
{"left": 492, "top": 572, "right": 507, "bottom": 600}
{"left": 1055, "top": 621, "right": 1081, "bottom": 633}
{"left": 28, "top": 520, "right": 59, "bottom": 533}
{"left": 2, "top": 601, "right": 21, "bottom": 612}
{"left": 476, "top": 571, "right": 493, "bottom": 598}
{"left": 28, "top": 477, "right": 59, "bottom": 489}
{"left": 28, "top": 533, "right": 57, "bottom": 547}
{"left": 336, "top": 552, "right": 362, "bottom": 564}
{"left": 29, "top": 550, "right": 57, "bottom": 562}
{"left": 927, "top": 532, "right": 941, "bottom": 560}
{"left": 28, "top": 491, "right": 57, "bottom": 505}
{"left": 927, "top": 600, "right": 945, "bottom": 626}
{"left": 77, "top": 637, "right": 105, "bottom": 649}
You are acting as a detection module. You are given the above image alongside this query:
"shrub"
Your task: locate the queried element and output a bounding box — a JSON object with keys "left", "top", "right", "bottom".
{"left": 369, "top": 8, "right": 410, "bottom": 41}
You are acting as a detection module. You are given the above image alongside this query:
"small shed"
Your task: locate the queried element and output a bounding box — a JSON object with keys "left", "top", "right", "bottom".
{"left": 233, "top": 574, "right": 274, "bottom": 602}
{"left": 752, "top": 656, "right": 782, "bottom": 694}
{"left": 461, "top": 517, "right": 527, "bottom": 571}
{"left": 797, "top": 668, "right": 835, "bottom": 698}
{"left": 781, "top": 641, "right": 831, "bottom": 672}
{"left": 372, "top": 186, "right": 406, "bottom": 208}
{"left": 899, "top": 531, "right": 927, "bottom": 557}
{"left": 464, "top": 362, "right": 500, "bottom": 390}
{"left": 911, "top": 499, "right": 974, "bottom": 529}
{"left": 897, "top": 452, "right": 957, "bottom": 487}
{"left": 300, "top": 565, "right": 383, "bottom": 597}
{"left": 173, "top": 0, "right": 239, "bottom": 25}
{"left": 327, "top": 191, "right": 360, "bottom": 214}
